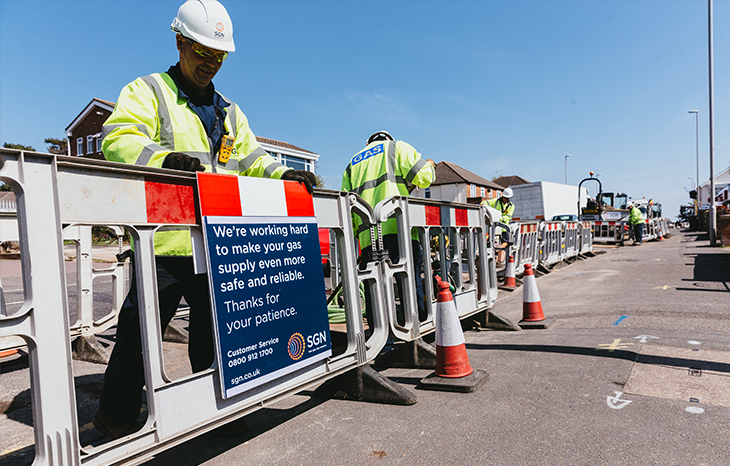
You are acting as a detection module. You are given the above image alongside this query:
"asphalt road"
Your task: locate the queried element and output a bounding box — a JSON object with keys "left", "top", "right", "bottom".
{"left": 2, "top": 230, "right": 729, "bottom": 465}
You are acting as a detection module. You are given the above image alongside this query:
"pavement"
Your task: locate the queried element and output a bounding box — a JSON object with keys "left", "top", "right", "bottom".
{"left": 2, "top": 229, "right": 730, "bottom": 465}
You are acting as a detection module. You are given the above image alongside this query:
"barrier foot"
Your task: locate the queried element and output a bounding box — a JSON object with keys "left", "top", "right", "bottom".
{"left": 72, "top": 335, "right": 110, "bottom": 364}
{"left": 312, "top": 365, "right": 418, "bottom": 405}
{"left": 518, "top": 316, "right": 556, "bottom": 330}
{"left": 417, "top": 369, "right": 489, "bottom": 393}
{"left": 535, "top": 263, "right": 552, "bottom": 276}
{"left": 374, "top": 338, "right": 437, "bottom": 369}
{"left": 163, "top": 319, "right": 189, "bottom": 344}
{"left": 471, "top": 309, "right": 521, "bottom": 331}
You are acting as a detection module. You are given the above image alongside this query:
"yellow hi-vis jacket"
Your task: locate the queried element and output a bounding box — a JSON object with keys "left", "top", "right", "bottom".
{"left": 102, "top": 72, "right": 290, "bottom": 256}
{"left": 628, "top": 206, "right": 645, "bottom": 225}
{"left": 482, "top": 197, "right": 515, "bottom": 224}
{"left": 341, "top": 140, "right": 435, "bottom": 248}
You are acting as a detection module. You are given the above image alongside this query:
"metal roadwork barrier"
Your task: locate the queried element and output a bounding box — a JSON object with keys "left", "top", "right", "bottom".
{"left": 372, "top": 197, "right": 498, "bottom": 342}
{"left": 593, "top": 220, "right": 628, "bottom": 244}
{"left": 510, "top": 220, "right": 594, "bottom": 274}
{"left": 540, "top": 221, "right": 564, "bottom": 266}
{"left": 644, "top": 218, "right": 656, "bottom": 241}
{"left": 578, "top": 221, "right": 594, "bottom": 254}
{"left": 0, "top": 149, "right": 385, "bottom": 466}
{"left": 513, "top": 221, "right": 540, "bottom": 275}
{"left": 562, "top": 221, "right": 580, "bottom": 260}
{"left": 0, "top": 223, "right": 183, "bottom": 359}
{"left": 62, "top": 225, "right": 126, "bottom": 360}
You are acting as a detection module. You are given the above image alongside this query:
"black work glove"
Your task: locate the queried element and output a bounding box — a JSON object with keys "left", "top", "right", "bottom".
{"left": 281, "top": 169, "right": 316, "bottom": 195}
{"left": 162, "top": 152, "right": 205, "bottom": 172}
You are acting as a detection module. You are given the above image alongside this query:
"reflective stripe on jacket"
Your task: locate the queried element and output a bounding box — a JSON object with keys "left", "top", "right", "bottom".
{"left": 102, "top": 72, "right": 289, "bottom": 255}
{"left": 341, "top": 140, "right": 434, "bottom": 248}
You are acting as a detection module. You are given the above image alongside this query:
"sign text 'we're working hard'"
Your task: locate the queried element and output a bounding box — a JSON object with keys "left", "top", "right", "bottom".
{"left": 204, "top": 216, "right": 331, "bottom": 399}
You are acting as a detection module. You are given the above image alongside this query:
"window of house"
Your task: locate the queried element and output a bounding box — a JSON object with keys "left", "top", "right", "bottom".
{"left": 481, "top": 187, "right": 485, "bottom": 197}
{"left": 470, "top": 184, "right": 476, "bottom": 197}
{"left": 77, "top": 137, "right": 83, "bottom": 156}
{"left": 497, "top": 190, "right": 502, "bottom": 198}
{"left": 87, "top": 135, "right": 94, "bottom": 154}
{"left": 425, "top": 187, "right": 431, "bottom": 199}
{"left": 280, "top": 154, "right": 308, "bottom": 171}
{"left": 96, "top": 134, "right": 102, "bottom": 152}
{"left": 488, "top": 189, "right": 492, "bottom": 198}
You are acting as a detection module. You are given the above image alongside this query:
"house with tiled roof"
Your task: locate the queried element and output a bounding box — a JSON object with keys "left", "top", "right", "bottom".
{"left": 65, "top": 98, "right": 116, "bottom": 159}
{"left": 411, "top": 161, "right": 505, "bottom": 204}
{"left": 64, "top": 98, "right": 319, "bottom": 171}
{"left": 493, "top": 175, "right": 530, "bottom": 189}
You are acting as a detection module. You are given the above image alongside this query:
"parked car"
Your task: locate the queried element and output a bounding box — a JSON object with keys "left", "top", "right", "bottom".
{"left": 550, "top": 214, "right": 578, "bottom": 222}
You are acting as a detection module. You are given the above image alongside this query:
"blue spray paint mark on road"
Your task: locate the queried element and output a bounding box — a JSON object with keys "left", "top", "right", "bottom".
{"left": 613, "top": 316, "right": 628, "bottom": 326}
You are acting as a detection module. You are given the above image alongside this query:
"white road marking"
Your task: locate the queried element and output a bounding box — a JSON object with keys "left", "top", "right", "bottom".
{"left": 607, "top": 391, "right": 632, "bottom": 409}
{"left": 634, "top": 335, "right": 659, "bottom": 343}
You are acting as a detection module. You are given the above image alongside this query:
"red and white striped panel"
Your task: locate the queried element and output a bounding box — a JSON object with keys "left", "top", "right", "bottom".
{"left": 197, "top": 172, "right": 313, "bottom": 218}
{"left": 58, "top": 171, "right": 196, "bottom": 224}
{"left": 582, "top": 222, "right": 591, "bottom": 228}
{"left": 408, "top": 204, "right": 479, "bottom": 228}
{"left": 594, "top": 221, "right": 617, "bottom": 226}
{"left": 565, "top": 222, "right": 577, "bottom": 229}
{"left": 520, "top": 223, "right": 539, "bottom": 233}
{"left": 544, "top": 223, "right": 562, "bottom": 231}
{"left": 58, "top": 171, "right": 313, "bottom": 224}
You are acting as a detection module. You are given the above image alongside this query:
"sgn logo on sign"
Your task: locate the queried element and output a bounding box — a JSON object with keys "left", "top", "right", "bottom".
{"left": 352, "top": 143, "right": 383, "bottom": 166}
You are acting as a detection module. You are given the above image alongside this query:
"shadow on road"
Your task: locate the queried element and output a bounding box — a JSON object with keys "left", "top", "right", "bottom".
{"left": 677, "top": 251, "right": 730, "bottom": 292}
{"left": 467, "top": 343, "right": 730, "bottom": 374}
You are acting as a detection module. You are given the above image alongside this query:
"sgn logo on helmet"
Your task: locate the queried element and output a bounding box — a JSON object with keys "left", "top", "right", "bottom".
{"left": 214, "top": 21, "right": 225, "bottom": 39}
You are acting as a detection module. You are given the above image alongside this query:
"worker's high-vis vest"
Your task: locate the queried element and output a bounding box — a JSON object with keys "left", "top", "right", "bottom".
{"left": 482, "top": 197, "right": 515, "bottom": 224}
{"left": 628, "top": 206, "right": 645, "bottom": 225}
{"left": 342, "top": 140, "right": 434, "bottom": 248}
{"left": 103, "top": 72, "right": 289, "bottom": 256}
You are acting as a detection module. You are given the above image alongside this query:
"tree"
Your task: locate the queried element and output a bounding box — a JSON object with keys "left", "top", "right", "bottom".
{"left": 45, "top": 137, "right": 68, "bottom": 155}
{"left": 3, "top": 142, "right": 35, "bottom": 151}
{"left": 313, "top": 161, "right": 325, "bottom": 188}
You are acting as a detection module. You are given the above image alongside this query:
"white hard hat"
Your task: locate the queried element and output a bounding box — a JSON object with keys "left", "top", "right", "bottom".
{"left": 171, "top": 0, "right": 235, "bottom": 53}
{"left": 367, "top": 130, "right": 394, "bottom": 145}
{"left": 502, "top": 187, "right": 513, "bottom": 198}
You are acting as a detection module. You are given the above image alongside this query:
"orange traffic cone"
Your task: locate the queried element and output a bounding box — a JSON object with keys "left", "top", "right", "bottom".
{"left": 501, "top": 255, "right": 517, "bottom": 290}
{"left": 518, "top": 263, "right": 555, "bottom": 329}
{"left": 418, "top": 281, "right": 488, "bottom": 392}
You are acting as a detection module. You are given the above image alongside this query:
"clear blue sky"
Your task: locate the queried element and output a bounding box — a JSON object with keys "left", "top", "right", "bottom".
{"left": 1, "top": 0, "right": 728, "bottom": 220}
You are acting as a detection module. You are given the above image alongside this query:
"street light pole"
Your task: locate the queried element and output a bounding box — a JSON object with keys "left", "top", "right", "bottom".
{"left": 708, "top": 0, "right": 717, "bottom": 245}
{"left": 689, "top": 110, "right": 699, "bottom": 215}
{"left": 565, "top": 154, "right": 571, "bottom": 184}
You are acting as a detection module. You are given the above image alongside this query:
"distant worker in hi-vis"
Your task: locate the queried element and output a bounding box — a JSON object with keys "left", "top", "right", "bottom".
{"left": 481, "top": 187, "right": 515, "bottom": 267}
{"left": 628, "top": 203, "right": 645, "bottom": 245}
{"left": 342, "top": 131, "right": 435, "bottom": 325}
{"left": 95, "top": 0, "right": 315, "bottom": 440}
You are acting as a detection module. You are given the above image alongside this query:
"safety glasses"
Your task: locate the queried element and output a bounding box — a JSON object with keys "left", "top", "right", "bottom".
{"left": 185, "top": 37, "right": 228, "bottom": 63}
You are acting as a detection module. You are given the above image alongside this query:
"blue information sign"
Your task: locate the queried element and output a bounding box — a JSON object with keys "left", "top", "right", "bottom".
{"left": 203, "top": 215, "right": 331, "bottom": 398}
